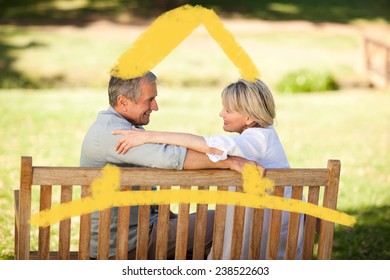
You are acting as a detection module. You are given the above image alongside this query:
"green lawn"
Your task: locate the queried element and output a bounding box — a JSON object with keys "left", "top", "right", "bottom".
{"left": 0, "top": 20, "right": 366, "bottom": 89}
{"left": 1, "top": 87, "right": 389, "bottom": 259}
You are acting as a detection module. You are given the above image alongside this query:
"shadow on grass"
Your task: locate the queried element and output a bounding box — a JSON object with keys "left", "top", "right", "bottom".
{"left": 0, "top": 0, "right": 389, "bottom": 26}
{"left": 0, "top": 39, "right": 41, "bottom": 89}
{"left": 333, "top": 205, "right": 390, "bottom": 259}
{"left": 190, "top": 0, "right": 390, "bottom": 23}
{"left": 0, "top": 28, "right": 65, "bottom": 89}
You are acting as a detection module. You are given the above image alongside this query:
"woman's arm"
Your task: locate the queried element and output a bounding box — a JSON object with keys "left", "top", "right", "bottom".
{"left": 112, "top": 128, "right": 223, "bottom": 156}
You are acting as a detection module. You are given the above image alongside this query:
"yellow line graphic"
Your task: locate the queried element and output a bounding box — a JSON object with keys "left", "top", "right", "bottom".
{"left": 110, "top": 4, "right": 260, "bottom": 81}
{"left": 30, "top": 164, "right": 356, "bottom": 227}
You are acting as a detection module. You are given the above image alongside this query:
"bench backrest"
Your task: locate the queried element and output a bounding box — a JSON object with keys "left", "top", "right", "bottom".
{"left": 14, "top": 156, "right": 341, "bottom": 260}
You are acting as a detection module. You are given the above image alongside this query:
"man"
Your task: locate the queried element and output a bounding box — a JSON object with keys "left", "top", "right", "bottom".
{"left": 80, "top": 71, "right": 249, "bottom": 259}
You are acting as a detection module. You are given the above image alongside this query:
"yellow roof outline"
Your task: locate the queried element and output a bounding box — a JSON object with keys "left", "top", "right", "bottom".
{"left": 110, "top": 4, "right": 260, "bottom": 81}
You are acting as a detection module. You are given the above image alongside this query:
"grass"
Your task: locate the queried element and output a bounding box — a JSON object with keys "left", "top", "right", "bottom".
{"left": 0, "top": 24, "right": 365, "bottom": 89}
{"left": 1, "top": 87, "right": 390, "bottom": 259}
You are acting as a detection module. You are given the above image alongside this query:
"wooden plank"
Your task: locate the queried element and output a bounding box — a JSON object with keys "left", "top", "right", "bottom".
{"left": 32, "top": 167, "right": 329, "bottom": 187}
{"left": 18, "top": 156, "right": 33, "bottom": 260}
{"left": 317, "top": 160, "right": 340, "bottom": 260}
{"left": 116, "top": 186, "right": 132, "bottom": 260}
{"left": 266, "top": 186, "right": 284, "bottom": 259}
{"left": 175, "top": 186, "right": 191, "bottom": 260}
{"left": 58, "top": 185, "right": 72, "bottom": 260}
{"left": 38, "top": 185, "right": 52, "bottom": 260}
{"left": 302, "top": 186, "right": 320, "bottom": 260}
{"left": 192, "top": 187, "right": 209, "bottom": 260}
{"left": 136, "top": 186, "right": 151, "bottom": 260}
{"left": 230, "top": 205, "right": 245, "bottom": 259}
{"left": 78, "top": 185, "right": 91, "bottom": 260}
{"left": 32, "top": 168, "right": 242, "bottom": 186}
{"left": 97, "top": 208, "right": 111, "bottom": 260}
{"left": 13, "top": 190, "right": 20, "bottom": 260}
{"left": 29, "top": 251, "right": 79, "bottom": 260}
{"left": 285, "top": 186, "right": 303, "bottom": 259}
{"left": 248, "top": 208, "right": 264, "bottom": 259}
{"left": 211, "top": 186, "right": 227, "bottom": 260}
{"left": 155, "top": 186, "right": 170, "bottom": 260}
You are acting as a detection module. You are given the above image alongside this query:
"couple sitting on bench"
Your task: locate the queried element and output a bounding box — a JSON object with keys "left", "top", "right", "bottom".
{"left": 80, "top": 71, "right": 304, "bottom": 260}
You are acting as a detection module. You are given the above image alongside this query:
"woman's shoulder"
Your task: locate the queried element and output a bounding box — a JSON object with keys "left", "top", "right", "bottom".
{"left": 242, "top": 126, "right": 276, "bottom": 136}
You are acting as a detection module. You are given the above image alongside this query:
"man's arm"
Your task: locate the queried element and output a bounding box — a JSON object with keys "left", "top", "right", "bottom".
{"left": 183, "top": 149, "right": 255, "bottom": 173}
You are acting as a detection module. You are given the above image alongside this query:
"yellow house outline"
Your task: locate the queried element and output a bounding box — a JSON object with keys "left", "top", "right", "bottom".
{"left": 30, "top": 4, "right": 355, "bottom": 228}
{"left": 111, "top": 4, "right": 260, "bottom": 81}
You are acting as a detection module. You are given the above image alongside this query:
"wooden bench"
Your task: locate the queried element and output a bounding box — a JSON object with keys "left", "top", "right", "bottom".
{"left": 364, "top": 36, "right": 390, "bottom": 87}
{"left": 14, "top": 156, "right": 341, "bottom": 260}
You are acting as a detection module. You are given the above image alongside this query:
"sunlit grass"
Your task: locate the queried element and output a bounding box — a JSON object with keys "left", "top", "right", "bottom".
{"left": 1, "top": 24, "right": 364, "bottom": 89}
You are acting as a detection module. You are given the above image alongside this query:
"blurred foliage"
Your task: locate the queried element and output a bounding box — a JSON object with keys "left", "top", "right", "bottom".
{"left": 0, "top": 0, "right": 389, "bottom": 25}
{"left": 276, "top": 68, "right": 339, "bottom": 93}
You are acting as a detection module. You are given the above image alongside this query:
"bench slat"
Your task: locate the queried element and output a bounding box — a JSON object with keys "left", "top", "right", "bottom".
{"left": 38, "top": 185, "right": 52, "bottom": 260}
{"left": 97, "top": 208, "right": 111, "bottom": 259}
{"left": 116, "top": 186, "right": 132, "bottom": 260}
{"left": 13, "top": 190, "right": 20, "bottom": 260}
{"left": 175, "top": 186, "right": 191, "bottom": 260}
{"left": 266, "top": 186, "right": 284, "bottom": 259}
{"left": 248, "top": 208, "right": 264, "bottom": 259}
{"left": 317, "top": 160, "right": 340, "bottom": 259}
{"left": 155, "top": 186, "right": 170, "bottom": 260}
{"left": 136, "top": 186, "right": 151, "bottom": 260}
{"left": 302, "top": 186, "right": 320, "bottom": 260}
{"left": 192, "top": 187, "right": 209, "bottom": 260}
{"left": 230, "top": 205, "right": 246, "bottom": 259}
{"left": 59, "top": 185, "right": 72, "bottom": 260}
{"left": 18, "top": 157, "right": 32, "bottom": 260}
{"left": 285, "top": 186, "right": 303, "bottom": 259}
{"left": 78, "top": 185, "right": 91, "bottom": 260}
{"left": 32, "top": 167, "right": 329, "bottom": 187}
{"left": 211, "top": 186, "right": 228, "bottom": 260}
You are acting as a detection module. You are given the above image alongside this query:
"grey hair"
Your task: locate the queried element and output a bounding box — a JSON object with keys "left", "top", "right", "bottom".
{"left": 221, "top": 79, "right": 276, "bottom": 128}
{"left": 108, "top": 71, "right": 157, "bottom": 107}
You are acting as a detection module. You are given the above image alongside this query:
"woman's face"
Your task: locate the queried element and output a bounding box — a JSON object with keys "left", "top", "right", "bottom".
{"left": 219, "top": 106, "right": 252, "bottom": 134}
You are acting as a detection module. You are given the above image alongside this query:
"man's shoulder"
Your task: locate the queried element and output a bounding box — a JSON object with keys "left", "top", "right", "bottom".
{"left": 94, "top": 108, "right": 132, "bottom": 129}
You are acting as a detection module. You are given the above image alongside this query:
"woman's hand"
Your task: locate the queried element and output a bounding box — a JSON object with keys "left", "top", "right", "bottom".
{"left": 227, "top": 156, "right": 265, "bottom": 175}
{"left": 112, "top": 127, "right": 148, "bottom": 154}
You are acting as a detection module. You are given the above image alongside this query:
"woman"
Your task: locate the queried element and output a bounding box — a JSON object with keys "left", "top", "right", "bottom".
{"left": 113, "top": 78, "right": 304, "bottom": 259}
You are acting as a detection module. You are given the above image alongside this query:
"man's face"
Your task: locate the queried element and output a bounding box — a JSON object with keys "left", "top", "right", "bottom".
{"left": 123, "top": 81, "right": 159, "bottom": 125}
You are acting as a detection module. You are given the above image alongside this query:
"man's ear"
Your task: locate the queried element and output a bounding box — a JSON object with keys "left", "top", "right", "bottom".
{"left": 116, "top": 95, "right": 127, "bottom": 111}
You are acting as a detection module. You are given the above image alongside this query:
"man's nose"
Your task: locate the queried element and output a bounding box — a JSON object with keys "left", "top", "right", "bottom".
{"left": 151, "top": 99, "right": 159, "bottom": 111}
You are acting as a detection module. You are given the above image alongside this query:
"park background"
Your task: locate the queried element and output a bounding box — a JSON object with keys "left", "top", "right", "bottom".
{"left": 0, "top": 0, "right": 389, "bottom": 260}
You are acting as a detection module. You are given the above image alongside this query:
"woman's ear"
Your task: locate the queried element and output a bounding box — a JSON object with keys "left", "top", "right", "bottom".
{"left": 245, "top": 116, "right": 256, "bottom": 127}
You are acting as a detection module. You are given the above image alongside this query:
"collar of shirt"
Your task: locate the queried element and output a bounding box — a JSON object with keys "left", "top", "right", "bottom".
{"left": 107, "top": 106, "right": 145, "bottom": 130}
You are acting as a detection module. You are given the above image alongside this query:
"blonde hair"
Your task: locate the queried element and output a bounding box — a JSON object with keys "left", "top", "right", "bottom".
{"left": 221, "top": 79, "right": 276, "bottom": 128}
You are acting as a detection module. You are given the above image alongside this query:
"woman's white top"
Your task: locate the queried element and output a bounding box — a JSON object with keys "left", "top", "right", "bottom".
{"left": 203, "top": 126, "right": 304, "bottom": 259}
